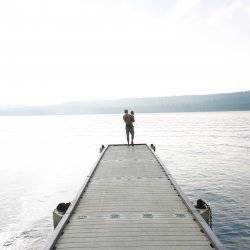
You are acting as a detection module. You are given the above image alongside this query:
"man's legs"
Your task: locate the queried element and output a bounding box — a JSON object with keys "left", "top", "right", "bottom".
{"left": 130, "top": 127, "right": 134, "bottom": 146}
{"left": 126, "top": 127, "right": 130, "bottom": 145}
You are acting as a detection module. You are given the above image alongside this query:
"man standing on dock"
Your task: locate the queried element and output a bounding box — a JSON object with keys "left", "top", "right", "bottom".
{"left": 123, "top": 109, "right": 135, "bottom": 145}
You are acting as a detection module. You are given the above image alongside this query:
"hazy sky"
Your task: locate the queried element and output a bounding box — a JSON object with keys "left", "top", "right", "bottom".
{"left": 0, "top": 0, "right": 250, "bottom": 105}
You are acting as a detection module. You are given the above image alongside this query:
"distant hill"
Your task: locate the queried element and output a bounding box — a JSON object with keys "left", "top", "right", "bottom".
{"left": 0, "top": 91, "right": 250, "bottom": 115}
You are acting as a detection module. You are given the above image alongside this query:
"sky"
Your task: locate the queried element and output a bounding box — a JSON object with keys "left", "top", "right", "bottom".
{"left": 0, "top": 0, "right": 250, "bottom": 106}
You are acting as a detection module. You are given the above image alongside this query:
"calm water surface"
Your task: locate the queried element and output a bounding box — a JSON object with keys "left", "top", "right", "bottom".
{"left": 0, "top": 112, "right": 249, "bottom": 249}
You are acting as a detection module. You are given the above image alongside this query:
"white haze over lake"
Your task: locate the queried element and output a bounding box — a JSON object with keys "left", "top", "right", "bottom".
{"left": 0, "top": 0, "right": 250, "bottom": 106}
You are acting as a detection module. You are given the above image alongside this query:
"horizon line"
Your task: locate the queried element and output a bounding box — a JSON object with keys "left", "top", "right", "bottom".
{"left": 1, "top": 89, "right": 249, "bottom": 108}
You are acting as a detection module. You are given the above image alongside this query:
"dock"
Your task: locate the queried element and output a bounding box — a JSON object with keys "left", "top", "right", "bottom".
{"left": 47, "top": 144, "right": 224, "bottom": 250}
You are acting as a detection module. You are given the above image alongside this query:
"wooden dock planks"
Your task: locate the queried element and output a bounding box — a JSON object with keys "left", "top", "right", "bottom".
{"left": 47, "top": 144, "right": 224, "bottom": 250}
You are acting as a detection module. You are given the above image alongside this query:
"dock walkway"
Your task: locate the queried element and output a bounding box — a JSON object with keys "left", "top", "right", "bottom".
{"left": 47, "top": 144, "right": 224, "bottom": 250}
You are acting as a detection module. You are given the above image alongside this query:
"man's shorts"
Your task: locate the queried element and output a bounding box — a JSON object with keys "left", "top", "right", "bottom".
{"left": 126, "top": 124, "right": 134, "bottom": 136}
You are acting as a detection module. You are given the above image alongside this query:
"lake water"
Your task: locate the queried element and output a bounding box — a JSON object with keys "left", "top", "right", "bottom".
{"left": 0, "top": 112, "right": 249, "bottom": 249}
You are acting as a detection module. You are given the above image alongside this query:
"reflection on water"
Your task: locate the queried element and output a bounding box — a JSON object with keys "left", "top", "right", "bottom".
{"left": 0, "top": 112, "right": 249, "bottom": 249}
